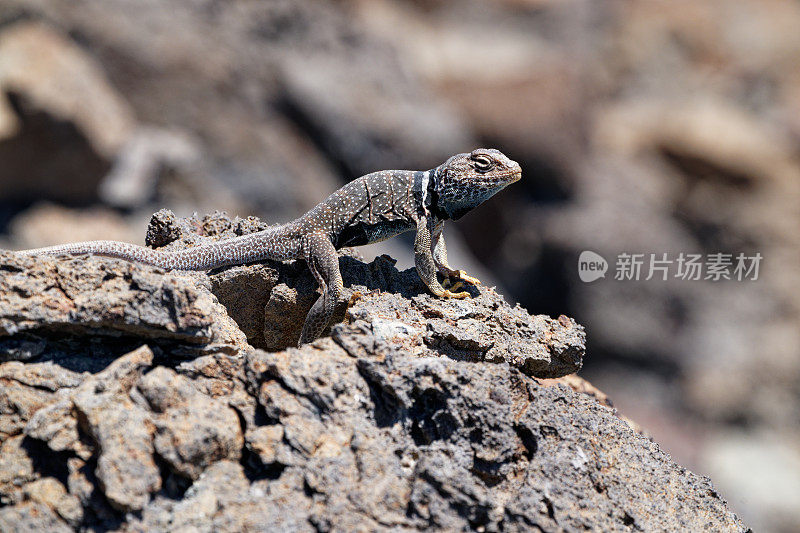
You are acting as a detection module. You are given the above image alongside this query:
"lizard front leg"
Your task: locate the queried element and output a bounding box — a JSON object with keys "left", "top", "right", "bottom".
{"left": 430, "top": 221, "right": 481, "bottom": 289}
{"left": 415, "top": 217, "right": 469, "bottom": 299}
{"left": 298, "top": 233, "right": 344, "bottom": 346}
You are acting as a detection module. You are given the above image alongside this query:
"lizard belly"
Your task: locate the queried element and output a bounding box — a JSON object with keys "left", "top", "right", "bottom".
{"left": 334, "top": 219, "right": 414, "bottom": 249}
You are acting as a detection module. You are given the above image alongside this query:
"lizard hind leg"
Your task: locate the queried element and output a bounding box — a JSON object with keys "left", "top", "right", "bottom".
{"left": 298, "top": 233, "right": 344, "bottom": 346}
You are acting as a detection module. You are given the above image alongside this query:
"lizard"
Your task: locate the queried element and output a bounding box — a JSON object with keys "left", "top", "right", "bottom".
{"left": 15, "top": 148, "right": 522, "bottom": 346}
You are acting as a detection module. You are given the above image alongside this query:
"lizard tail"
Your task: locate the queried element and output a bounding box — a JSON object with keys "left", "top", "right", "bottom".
{"left": 16, "top": 227, "right": 297, "bottom": 271}
{"left": 17, "top": 240, "right": 211, "bottom": 270}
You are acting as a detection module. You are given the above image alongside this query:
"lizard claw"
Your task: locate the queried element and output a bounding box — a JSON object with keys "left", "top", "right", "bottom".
{"left": 453, "top": 270, "right": 481, "bottom": 285}
{"left": 347, "top": 291, "right": 363, "bottom": 308}
{"left": 442, "top": 289, "right": 470, "bottom": 299}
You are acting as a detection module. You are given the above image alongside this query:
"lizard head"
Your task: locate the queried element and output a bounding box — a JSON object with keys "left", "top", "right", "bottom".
{"left": 431, "top": 148, "right": 521, "bottom": 220}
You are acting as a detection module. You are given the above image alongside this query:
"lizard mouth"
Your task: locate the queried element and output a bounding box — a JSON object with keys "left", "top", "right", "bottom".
{"left": 494, "top": 170, "right": 521, "bottom": 183}
{"left": 479, "top": 171, "right": 520, "bottom": 192}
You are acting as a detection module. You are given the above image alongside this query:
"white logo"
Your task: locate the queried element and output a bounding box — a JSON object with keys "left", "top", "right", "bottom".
{"left": 578, "top": 251, "right": 608, "bottom": 283}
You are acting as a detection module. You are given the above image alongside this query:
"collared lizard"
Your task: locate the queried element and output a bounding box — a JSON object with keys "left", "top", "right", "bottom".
{"left": 16, "top": 148, "right": 522, "bottom": 345}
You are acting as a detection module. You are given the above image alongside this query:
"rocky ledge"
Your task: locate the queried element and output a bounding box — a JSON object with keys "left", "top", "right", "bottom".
{"left": 0, "top": 212, "right": 747, "bottom": 531}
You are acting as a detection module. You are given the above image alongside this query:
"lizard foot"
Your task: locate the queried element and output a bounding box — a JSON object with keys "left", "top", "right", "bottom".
{"left": 443, "top": 270, "right": 481, "bottom": 288}
{"left": 452, "top": 270, "right": 481, "bottom": 285}
{"left": 347, "top": 291, "right": 363, "bottom": 309}
{"left": 441, "top": 289, "right": 470, "bottom": 299}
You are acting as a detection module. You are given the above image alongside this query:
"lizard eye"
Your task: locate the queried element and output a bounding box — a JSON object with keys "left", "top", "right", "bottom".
{"left": 472, "top": 155, "right": 495, "bottom": 173}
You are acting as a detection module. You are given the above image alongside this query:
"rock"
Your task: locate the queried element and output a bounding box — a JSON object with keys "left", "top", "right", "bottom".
{"left": 235, "top": 341, "right": 745, "bottom": 531}
{"left": 0, "top": 22, "right": 134, "bottom": 156}
{"left": 337, "top": 283, "right": 584, "bottom": 379}
{"left": 245, "top": 425, "right": 285, "bottom": 466}
{"left": 0, "top": 21, "right": 134, "bottom": 206}
{"left": 128, "top": 338, "right": 751, "bottom": 530}
{"left": 1, "top": 0, "right": 469, "bottom": 227}
{"left": 0, "top": 501, "right": 72, "bottom": 533}
{"left": 127, "top": 460, "right": 311, "bottom": 532}
{"left": 138, "top": 366, "right": 244, "bottom": 480}
{"left": 22, "top": 478, "right": 83, "bottom": 527}
{"left": 20, "top": 347, "right": 161, "bottom": 512}
{"left": 0, "top": 210, "right": 747, "bottom": 530}
{"left": 144, "top": 209, "right": 184, "bottom": 249}
{"left": 0, "top": 249, "right": 249, "bottom": 365}
{"left": 8, "top": 204, "right": 142, "bottom": 252}
{"left": 0, "top": 361, "right": 83, "bottom": 441}
{"left": 212, "top": 264, "right": 281, "bottom": 345}
{"left": 0, "top": 435, "right": 35, "bottom": 505}
{"left": 336, "top": 13, "right": 800, "bottom": 529}
{"left": 349, "top": 0, "right": 585, "bottom": 173}
{"left": 98, "top": 127, "right": 201, "bottom": 208}
{"left": 70, "top": 346, "right": 160, "bottom": 512}
{"left": 24, "top": 395, "right": 88, "bottom": 459}
{"left": 278, "top": 53, "right": 471, "bottom": 178}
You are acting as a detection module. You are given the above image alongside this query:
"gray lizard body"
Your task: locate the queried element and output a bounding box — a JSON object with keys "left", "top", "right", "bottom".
{"left": 16, "top": 148, "right": 521, "bottom": 345}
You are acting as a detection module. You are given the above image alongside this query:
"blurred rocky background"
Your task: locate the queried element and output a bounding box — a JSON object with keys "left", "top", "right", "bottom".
{"left": 0, "top": 0, "right": 797, "bottom": 530}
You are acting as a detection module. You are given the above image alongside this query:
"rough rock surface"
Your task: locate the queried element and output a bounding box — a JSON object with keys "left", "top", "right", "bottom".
{"left": 0, "top": 212, "right": 747, "bottom": 531}
{"left": 0, "top": 249, "right": 249, "bottom": 367}
{"left": 0, "top": 342, "right": 748, "bottom": 532}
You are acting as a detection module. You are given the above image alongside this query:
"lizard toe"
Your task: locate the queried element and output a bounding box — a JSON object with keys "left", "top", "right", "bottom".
{"left": 443, "top": 289, "right": 470, "bottom": 299}
{"left": 347, "top": 291, "right": 363, "bottom": 308}
{"left": 455, "top": 270, "right": 481, "bottom": 285}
